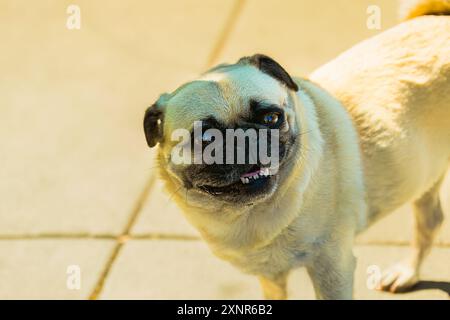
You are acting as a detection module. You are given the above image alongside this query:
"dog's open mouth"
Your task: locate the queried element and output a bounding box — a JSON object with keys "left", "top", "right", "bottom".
{"left": 197, "top": 165, "right": 276, "bottom": 196}
{"left": 239, "top": 166, "right": 271, "bottom": 184}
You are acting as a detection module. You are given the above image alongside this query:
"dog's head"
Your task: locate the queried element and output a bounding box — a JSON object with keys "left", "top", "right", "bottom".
{"left": 144, "top": 54, "right": 301, "bottom": 208}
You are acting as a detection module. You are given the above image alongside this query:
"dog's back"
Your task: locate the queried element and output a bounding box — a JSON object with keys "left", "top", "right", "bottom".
{"left": 310, "top": 3, "right": 449, "bottom": 222}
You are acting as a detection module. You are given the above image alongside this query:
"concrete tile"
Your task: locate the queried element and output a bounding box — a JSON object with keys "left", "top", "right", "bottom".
{"left": 0, "top": 239, "right": 115, "bottom": 299}
{"left": 100, "top": 240, "right": 259, "bottom": 299}
{"left": 131, "top": 178, "right": 200, "bottom": 237}
{"left": 0, "top": 1, "right": 234, "bottom": 235}
{"left": 218, "top": 0, "right": 398, "bottom": 75}
{"left": 100, "top": 240, "right": 450, "bottom": 299}
{"left": 357, "top": 173, "right": 450, "bottom": 246}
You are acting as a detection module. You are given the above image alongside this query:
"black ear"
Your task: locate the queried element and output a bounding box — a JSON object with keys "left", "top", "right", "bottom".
{"left": 240, "top": 54, "right": 298, "bottom": 91}
{"left": 143, "top": 103, "right": 164, "bottom": 148}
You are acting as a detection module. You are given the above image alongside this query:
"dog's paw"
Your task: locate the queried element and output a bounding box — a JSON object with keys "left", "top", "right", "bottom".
{"left": 376, "top": 263, "right": 419, "bottom": 293}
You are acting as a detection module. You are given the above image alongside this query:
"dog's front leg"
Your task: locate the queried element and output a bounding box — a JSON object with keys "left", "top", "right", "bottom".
{"left": 258, "top": 272, "right": 289, "bottom": 300}
{"left": 306, "top": 241, "right": 356, "bottom": 300}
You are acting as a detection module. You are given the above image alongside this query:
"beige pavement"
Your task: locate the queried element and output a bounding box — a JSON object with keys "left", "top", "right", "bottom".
{"left": 99, "top": 241, "right": 450, "bottom": 300}
{"left": 0, "top": 239, "right": 115, "bottom": 299}
{"left": 0, "top": 0, "right": 448, "bottom": 299}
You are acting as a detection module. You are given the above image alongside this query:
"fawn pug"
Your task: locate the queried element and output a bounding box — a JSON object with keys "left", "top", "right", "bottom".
{"left": 143, "top": 2, "right": 449, "bottom": 299}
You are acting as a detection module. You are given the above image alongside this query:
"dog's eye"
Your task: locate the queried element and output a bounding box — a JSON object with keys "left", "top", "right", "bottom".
{"left": 262, "top": 112, "right": 279, "bottom": 125}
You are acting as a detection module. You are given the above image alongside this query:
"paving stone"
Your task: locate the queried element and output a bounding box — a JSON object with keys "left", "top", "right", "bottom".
{"left": 0, "top": 239, "right": 115, "bottom": 299}
{"left": 131, "top": 178, "right": 200, "bottom": 237}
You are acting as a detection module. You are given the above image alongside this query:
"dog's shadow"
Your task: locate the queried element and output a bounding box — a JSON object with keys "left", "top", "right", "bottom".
{"left": 405, "top": 280, "right": 450, "bottom": 296}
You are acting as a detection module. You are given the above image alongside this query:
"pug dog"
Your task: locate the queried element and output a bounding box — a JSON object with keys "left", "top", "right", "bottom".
{"left": 143, "top": 3, "right": 449, "bottom": 299}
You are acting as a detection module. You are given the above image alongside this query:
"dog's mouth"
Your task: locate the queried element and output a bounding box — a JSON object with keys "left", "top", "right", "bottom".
{"left": 197, "top": 165, "right": 277, "bottom": 197}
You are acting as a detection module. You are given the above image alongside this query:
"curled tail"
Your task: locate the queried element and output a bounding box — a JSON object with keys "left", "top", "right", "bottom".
{"left": 400, "top": 0, "right": 450, "bottom": 19}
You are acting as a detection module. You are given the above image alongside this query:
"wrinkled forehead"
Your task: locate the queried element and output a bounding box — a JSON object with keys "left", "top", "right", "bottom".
{"left": 165, "top": 65, "right": 288, "bottom": 132}
{"left": 202, "top": 65, "right": 288, "bottom": 105}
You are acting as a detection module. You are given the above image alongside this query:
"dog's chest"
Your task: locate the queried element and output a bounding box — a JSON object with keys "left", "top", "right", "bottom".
{"left": 215, "top": 235, "right": 315, "bottom": 276}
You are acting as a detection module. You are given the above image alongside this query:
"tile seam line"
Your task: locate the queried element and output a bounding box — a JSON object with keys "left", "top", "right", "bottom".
{"left": 206, "top": 0, "right": 246, "bottom": 67}
{"left": 355, "top": 240, "right": 450, "bottom": 247}
{"left": 0, "top": 234, "right": 117, "bottom": 240}
{"left": 88, "top": 172, "right": 157, "bottom": 300}
{"left": 1, "top": 235, "right": 450, "bottom": 248}
{"left": 0, "top": 233, "right": 199, "bottom": 241}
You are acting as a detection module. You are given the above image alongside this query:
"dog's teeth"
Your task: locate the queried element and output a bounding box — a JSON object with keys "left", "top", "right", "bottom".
{"left": 240, "top": 177, "right": 246, "bottom": 184}
{"left": 244, "top": 178, "right": 249, "bottom": 184}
